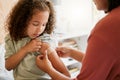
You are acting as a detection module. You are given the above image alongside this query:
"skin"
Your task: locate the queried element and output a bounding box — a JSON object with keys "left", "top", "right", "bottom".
{"left": 93, "top": 0, "right": 109, "bottom": 11}
{"left": 56, "top": 47, "right": 84, "bottom": 62}
{"left": 35, "top": 0, "right": 110, "bottom": 80}
{"left": 26, "top": 10, "right": 49, "bottom": 39}
{"left": 5, "top": 10, "right": 70, "bottom": 77}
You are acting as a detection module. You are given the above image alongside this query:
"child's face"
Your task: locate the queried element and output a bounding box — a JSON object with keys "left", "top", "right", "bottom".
{"left": 26, "top": 10, "right": 49, "bottom": 39}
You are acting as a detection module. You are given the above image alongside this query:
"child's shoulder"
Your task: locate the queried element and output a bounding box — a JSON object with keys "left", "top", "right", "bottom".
{"left": 5, "top": 34, "right": 12, "bottom": 42}
{"left": 39, "top": 33, "right": 51, "bottom": 41}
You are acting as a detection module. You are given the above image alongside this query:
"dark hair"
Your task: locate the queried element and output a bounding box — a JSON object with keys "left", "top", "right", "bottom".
{"left": 5, "top": 0, "right": 55, "bottom": 42}
{"left": 107, "top": 0, "right": 120, "bottom": 12}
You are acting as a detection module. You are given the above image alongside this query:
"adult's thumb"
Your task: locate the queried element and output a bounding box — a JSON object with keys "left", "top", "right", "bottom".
{"left": 43, "top": 50, "right": 48, "bottom": 59}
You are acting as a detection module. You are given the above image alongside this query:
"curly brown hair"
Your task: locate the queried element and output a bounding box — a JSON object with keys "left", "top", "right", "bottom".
{"left": 5, "top": 0, "right": 55, "bottom": 42}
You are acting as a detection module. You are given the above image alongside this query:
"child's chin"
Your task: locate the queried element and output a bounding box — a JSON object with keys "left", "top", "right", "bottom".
{"left": 29, "top": 36, "right": 36, "bottom": 39}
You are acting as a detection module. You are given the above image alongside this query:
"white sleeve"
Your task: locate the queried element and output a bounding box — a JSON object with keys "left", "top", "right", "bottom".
{"left": 39, "top": 33, "right": 58, "bottom": 49}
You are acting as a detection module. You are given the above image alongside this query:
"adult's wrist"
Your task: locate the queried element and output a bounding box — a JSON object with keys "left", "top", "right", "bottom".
{"left": 47, "top": 66, "right": 56, "bottom": 74}
{"left": 69, "top": 48, "right": 75, "bottom": 57}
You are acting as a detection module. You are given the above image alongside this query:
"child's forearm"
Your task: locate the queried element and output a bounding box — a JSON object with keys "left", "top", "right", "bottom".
{"left": 5, "top": 48, "right": 27, "bottom": 71}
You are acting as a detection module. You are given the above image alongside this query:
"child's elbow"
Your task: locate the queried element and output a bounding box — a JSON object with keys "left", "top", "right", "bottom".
{"left": 5, "top": 63, "right": 13, "bottom": 71}
{"left": 63, "top": 71, "right": 71, "bottom": 77}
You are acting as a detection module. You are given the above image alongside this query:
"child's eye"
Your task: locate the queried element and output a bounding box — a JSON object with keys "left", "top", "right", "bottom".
{"left": 32, "top": 23, "right": 39, "bottom": 26}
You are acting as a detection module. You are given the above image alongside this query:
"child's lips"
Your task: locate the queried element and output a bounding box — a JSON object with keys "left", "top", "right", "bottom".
{"left": 34, "top": 34, "right": 39, "bottom": 37}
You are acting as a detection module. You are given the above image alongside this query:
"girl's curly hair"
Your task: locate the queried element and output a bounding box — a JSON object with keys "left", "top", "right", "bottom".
{"left": 5, "top": 0, "right": 55, "bottom": 42}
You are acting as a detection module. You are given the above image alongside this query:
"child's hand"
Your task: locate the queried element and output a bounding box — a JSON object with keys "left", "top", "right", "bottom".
{"left": 22, "top": 38, "right": 42, "bottom": 53}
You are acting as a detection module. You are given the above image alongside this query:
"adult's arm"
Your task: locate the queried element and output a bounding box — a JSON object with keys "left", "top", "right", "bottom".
{"left": 56, "top": 47, "right": 84, "bottom": 62}
{"left": 36, "top": 53, "right": 74, "bottom": 80}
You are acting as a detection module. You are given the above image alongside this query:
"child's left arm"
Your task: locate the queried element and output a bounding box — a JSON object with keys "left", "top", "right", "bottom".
{"left": 47, "top": 47, "right": 70, "bottom": 77}
{"left": 38, "top": 34, "right": 70, "bottom": 77}
{"left": 39, "top": 42, "right": 70, "bottom": 77}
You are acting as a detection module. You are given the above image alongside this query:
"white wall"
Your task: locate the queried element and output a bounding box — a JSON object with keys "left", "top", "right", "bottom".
{"left": 54, "top": 0, "right": 93, "bottom": 35}
{"left": 0, "top": 0, "right": 18, "bottom": 44}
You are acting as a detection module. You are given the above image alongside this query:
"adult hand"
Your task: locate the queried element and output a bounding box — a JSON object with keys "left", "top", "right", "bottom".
{"left": 36, "top": 52, "right": 53, "bottom": 73}
{"left": 36, "top": 52, "right": 72, "bottom": 80}
{"left": 56, "top": 46, "right": 73, "bottom": 58}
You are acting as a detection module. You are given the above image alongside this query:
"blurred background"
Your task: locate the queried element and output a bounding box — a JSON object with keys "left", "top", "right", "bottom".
{"left": 0, "top": 0, "right": 106, "bottom": 44}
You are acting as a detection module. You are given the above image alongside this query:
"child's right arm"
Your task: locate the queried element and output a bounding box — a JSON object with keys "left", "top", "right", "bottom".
{"left": 5, "top": 47, "right": 28, "bottom": 71}
{"left": 5, "top": 38, "right": 41, "bottom": 71}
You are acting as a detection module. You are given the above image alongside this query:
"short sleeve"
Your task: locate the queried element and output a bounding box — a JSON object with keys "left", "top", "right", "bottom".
{"left": 39, "top": 33, "right": 58, "bottom": 49}
{"left": 5, "top": 34, "right": 15, "bottom": 59}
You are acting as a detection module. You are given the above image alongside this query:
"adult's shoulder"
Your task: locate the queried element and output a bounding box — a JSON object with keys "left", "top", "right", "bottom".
{"left": 104, "top": 6, "right": 120, "bottom": 25}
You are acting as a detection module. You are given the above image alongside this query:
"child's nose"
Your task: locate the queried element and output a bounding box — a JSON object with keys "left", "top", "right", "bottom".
{"left": 37, "top": 26, "right": 43, "bottom": 32}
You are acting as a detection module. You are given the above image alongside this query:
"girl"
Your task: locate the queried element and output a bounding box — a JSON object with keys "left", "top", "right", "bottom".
{"left": 5, "top": 0, "right": 70, "bottom": 80}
